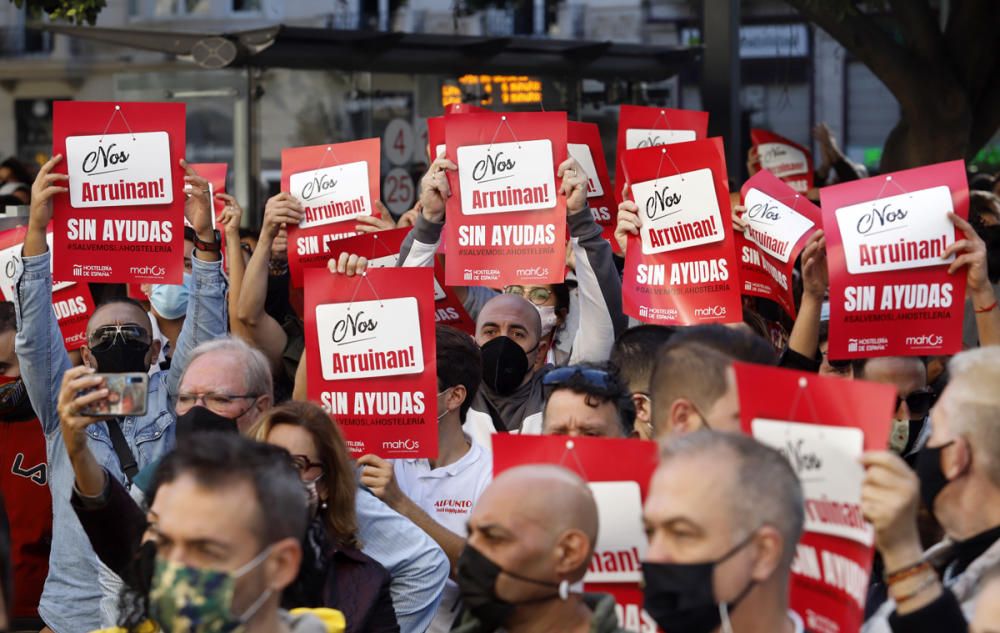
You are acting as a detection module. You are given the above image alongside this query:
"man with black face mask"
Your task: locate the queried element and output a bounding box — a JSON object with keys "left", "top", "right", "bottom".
{"left": 643, "top": 431, "right": 805, "bottom": 633}
{"left": 14, "top": 156, "right": 228, "bottom": 633}
{"left": 454, "top": 464, "right": 626, "bottom": 633}
{"left": 397, "top": 155, "right": 627, "bottom": 445}
{"left": 862, "top": 348, "right": 1000, "bottom": 633}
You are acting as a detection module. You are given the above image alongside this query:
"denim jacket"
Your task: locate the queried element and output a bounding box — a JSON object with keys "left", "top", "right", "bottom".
{"left": 13, "top": 251, "right": 227, "bottom": 633}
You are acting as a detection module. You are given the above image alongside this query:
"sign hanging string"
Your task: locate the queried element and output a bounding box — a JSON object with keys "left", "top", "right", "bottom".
{"left": 345, "top": 270, "right": 385, "bottom": 311}
{"left": 557, "top": 439, "right": 592, "bottom": 481}
{"left": 487, "top": 115, "right": 523, "bottom": 152}
{"left": 785, "top": 376, "right": 823, "bottom": 425}
{"left": 315, "top": 145, "right": 343, "bottom": 172}
{"left": 98, "top": 105, "right": 137, "bottom": 143}
{"left": 872, "top": 175, "right": 912, "bottom": 203}
{"left": 655, "top": 147, "right": 685, "bottom": 182}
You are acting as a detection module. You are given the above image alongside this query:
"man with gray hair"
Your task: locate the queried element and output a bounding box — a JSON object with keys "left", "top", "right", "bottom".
{"left": 642, "top": 431, "right": 806, "bottom": 633}
{"left": 862, "top": 347, "right": 1000, "bottom": 632}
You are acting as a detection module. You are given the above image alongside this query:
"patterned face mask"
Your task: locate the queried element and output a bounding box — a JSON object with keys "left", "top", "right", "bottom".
{"left": 149, "top": 546, "right": 274, "bottom": 633}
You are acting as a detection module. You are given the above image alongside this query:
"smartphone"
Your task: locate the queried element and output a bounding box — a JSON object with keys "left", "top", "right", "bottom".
{"left": 79, "top": 372, "right": 149, "bottom": 417}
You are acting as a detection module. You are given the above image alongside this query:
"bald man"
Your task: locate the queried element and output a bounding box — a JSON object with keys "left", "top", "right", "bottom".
{"left": 453, "top": 465, "right": 626, "bottom": 633}
{"left": 398, "top": 156, "right": 627, "bottom": 445}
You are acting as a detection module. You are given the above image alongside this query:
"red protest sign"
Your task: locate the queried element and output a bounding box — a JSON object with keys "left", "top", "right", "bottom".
{"left": 821, "top": 160, "right": 969, "bottom": 359}
{"left": 284, "top": 139, "right": 380, "bottom": 287}
{"left": 734, "top": 362, "right": 895, "bottom": 633}
{"left": 432, "top": 258, "right": 476, "bottom": 334}
{"left": 318, "top": 227, "right": 476, "bottom": 334}
{"left": 568, "top": 122, "right": 617, "bottom": 249}
{"left": 428, "top": 116, "right": 445, "bottom": 162}
{"left": 52, "top": 101, "right": 186, "bottom": 284}
{"left": 444, "top": 111, "right": 568, "bottom": 286}
{"left": 0, "top": 225, "right": 94, "bottom": 350}
{"left": 305, "top": 266, "right": 438, "bottom": 459}
{"left": 621, "top": 138, "right": 742, "bottom": 325}
{"left": 492, "top": 434, "right": 660, "bottom": 633}
{"left": 737, "top": 170, "right": 822, "bottom": 318}
{"left": 189, "top": 163, "right": 228, "bottom": 225}
{"left": 750, "top": 129, "right": 814, "bottom": 194}
{"left": 615, "top": 106, "right": 709, "bottom": 198}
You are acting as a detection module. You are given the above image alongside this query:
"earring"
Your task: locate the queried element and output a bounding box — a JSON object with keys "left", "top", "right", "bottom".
{"left": 558, "top": 580, "right": 570, "bottom": 601}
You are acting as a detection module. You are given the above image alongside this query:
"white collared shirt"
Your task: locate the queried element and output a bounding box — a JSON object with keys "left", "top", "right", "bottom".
{"left": 393, "top": 436, "right": 494, "bottom": 633}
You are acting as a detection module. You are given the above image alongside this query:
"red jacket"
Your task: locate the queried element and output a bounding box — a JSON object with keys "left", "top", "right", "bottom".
{"left": 0, "top": 418, "right": 52, "bottom": 619}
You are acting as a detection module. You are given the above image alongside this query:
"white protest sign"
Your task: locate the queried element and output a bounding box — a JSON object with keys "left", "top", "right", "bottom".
{"left": 567, "top": 143, "right": 605, "bottom": 198}
{"left": 634, "top": 167, "right": 725, "bottom": 255}
{"left": 835, "top": 185, "right": 955, "bottom": 275}
{"left": 65, "top": 132, "right": 173, "bottom": 209}
{"left": 625, "top": 128, "right": 697, "bottom": 150}
{"left": 291, "top": 161, "right": 372, "bottom": 230}
{"left": 757, "top": 142, "right": 809, "bottom": 177}
{"left": 457, "top": 140, "right": 556, "bottom": 215}
{"left": 744, "top": 188, "right": 815, "bottom": 263}
{"left": 752, "top": 418, "right": 872, "bottom": 546}
{"left": 0, "top": 233, "right": 73, "bottom": 300}
{"left": 316, "top": 297, "right": 425, "bottom": 381}
{"left": 584, "top": 481, "right": 648, "bottom": 584}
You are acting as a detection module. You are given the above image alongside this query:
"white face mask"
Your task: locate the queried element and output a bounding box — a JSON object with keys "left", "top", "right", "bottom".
{"left": 536, "top": 305, "right": 559, "bottom": 339}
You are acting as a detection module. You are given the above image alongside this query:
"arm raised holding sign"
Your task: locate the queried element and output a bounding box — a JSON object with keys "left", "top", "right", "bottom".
{"left": 560, "top": 157, "right": 628, "bottom": 361}
{"left": 236, "top": 193, "right": 303, "bottom": 377}
{"left": 944, "top": 212, "right": 999, "bottom": 347}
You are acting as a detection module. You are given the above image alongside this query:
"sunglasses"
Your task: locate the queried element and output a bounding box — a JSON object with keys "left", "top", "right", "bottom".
{"left": 543, "top": 366, "right": 615, "bottom": 391}
{"left": 896, "top": 389, "right": 935, "bottom": 418}
{"left": 88, "top": 324, "right": 151, "bottom": 352}
{"left": 504, "top": 285, "right": 553, "bottom": 306}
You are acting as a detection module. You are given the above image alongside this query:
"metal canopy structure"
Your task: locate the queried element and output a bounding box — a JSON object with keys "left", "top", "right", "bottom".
{"left": 38, "top": 24, "right": 700, "bottom": 81}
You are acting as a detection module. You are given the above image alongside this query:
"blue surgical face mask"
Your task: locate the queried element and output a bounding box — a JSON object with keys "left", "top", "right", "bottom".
{"left": 149, "top": 273, "right": 192, "bottom": 320}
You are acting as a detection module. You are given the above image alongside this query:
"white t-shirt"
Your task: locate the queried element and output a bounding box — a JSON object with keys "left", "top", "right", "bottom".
{"left": 393, "top": 436, "right": 494, "bottom": 633}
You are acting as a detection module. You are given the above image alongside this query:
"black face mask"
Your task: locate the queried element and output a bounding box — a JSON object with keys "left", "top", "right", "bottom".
{"left": 642, "top": 532, "right": 757, "bottom": 633}
{"left": 0, "top": 375, "right": 34, "bottom": 421}
{"left": 916, "top": 440, "right": 957, "bottom": 513}
{"left": 480, "top": 336, "right": 532, "bottom": 396}
{"left": 90, "top": 340, "right": 151, "bottom": 374}
{"left": 175, "top": 405, "right": 241, "bottom": 438}
{"left": 456, "top": 545, "right": 561, "bottom": 631}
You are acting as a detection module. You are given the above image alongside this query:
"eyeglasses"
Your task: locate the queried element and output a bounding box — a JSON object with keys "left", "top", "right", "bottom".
{"left": 896, "top": 389, "right": 935, "bottom": 419}
{"left": 290, "top": 454, "right": 324, "bottom": 474}
{"left": 89, "top": 324, "right": 150, "bottom": 352}
{"left": 176, "top": 392, "right": 259, "bottom": 414}
{"left": 543, "top": 366, "right": 615, "bottom": 391}
{"left": 504, "top": 285, "right": 553, "bottom": 306}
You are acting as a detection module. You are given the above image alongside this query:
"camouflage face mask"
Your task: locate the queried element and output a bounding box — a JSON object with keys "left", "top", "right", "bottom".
{"left": 149, "top": 546, "right": 274, "bottom": 633}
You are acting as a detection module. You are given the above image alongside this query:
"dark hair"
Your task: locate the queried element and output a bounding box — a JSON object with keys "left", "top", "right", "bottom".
{"left": 152, "top": 432, "right": 308, "bottom": 548}
{"left": 649, "top": 342, "right": 733, "bottom": 434}
{"left": 0, "top": 157, "right": 32, "bottom": 185}
{"left": 670, "top": 324, "right": 777, "bottom": 366}
{"left": 0, "top": 301, "right": 15, "bottom": 335}
{"left": 610, "top": 325, "right": 676, "bottom": 394}
{"left": 969, "top": 172, "right": 995, "bottom": 192}
{"left": 238, "top": 228, "right": 258, "bottom": 242}
{"left": 436, "top": 324, "right": 482, "bottom": 422}
{"left": 969, "top": 191, "right": 1000, "bottom": 229}
{"left": 544, "top": 362, "right": 636, "bottom": 436}
{"left": 251, "top": 401, "right": 360, "bottom": 549}
{"left": 90, "top": 297, "right": 153, "bottom": 335}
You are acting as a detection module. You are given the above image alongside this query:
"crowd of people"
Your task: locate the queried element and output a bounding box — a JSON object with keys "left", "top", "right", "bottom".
{"left": 0, "top": 115, "right": 999, "bottom": 633}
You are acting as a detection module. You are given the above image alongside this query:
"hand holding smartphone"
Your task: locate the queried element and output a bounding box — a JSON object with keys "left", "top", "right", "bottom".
{"left": 78, "top": 372, "right": 149, "bottom": 417}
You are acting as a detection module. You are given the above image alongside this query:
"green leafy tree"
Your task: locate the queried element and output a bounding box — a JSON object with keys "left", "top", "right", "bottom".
{"left": 11, "top": 0, "right": 107, "bottom": 25}
{"left": 784, "top": 0, "right": 1000, "bottom": 171}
